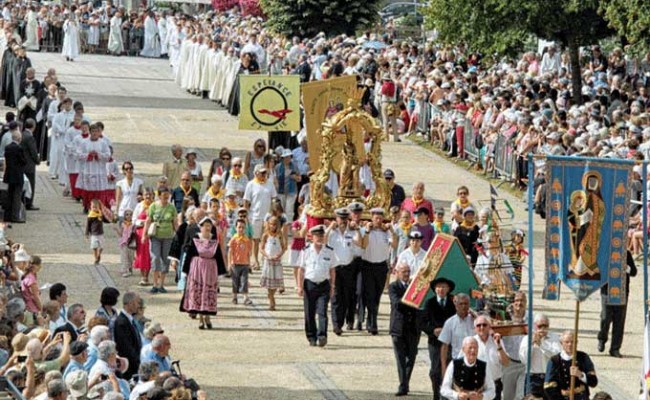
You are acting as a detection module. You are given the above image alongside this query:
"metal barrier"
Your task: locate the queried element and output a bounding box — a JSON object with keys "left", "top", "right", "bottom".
{"left": 38, "top": 23, "right": 143, "bottom": 55}
{"left": 493, "top": 132, "right": 516, "bottom": 184}
{"left": 463, "top": 118, "right": 480, "bottom": 165}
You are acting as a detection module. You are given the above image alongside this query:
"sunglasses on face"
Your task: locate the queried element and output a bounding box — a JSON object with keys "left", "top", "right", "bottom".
{"left": 222, "top": 157, "right": 231, "bottom": 161}
{"left": 475, "top": 323, "right": 489, "bottom": 327}
{"left": 233, "top": 164, "right": 242, "bottom": 167}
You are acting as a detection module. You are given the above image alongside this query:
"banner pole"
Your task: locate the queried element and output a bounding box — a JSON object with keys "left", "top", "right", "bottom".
{"left": 569, "top": 300, "right": 580, "bottom": 400}
{"left": 640, "top": 161, "right": 648, "bottom": 325}
{"left": 525, "top": 153, "right": 534, "bottom": 394}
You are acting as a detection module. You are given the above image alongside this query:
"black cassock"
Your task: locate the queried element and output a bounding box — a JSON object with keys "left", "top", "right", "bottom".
{"left": 35, "top": 90, "right": 53, "bottom": 161}
{"left": 2, "top": 49, "right": 16, "bottom": 107}
{"left": 12, "top": 56, "right": 32, "bottom": 108}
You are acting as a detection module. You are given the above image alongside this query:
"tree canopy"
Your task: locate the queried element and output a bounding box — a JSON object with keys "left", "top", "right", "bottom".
{"left": 424, "top": 0, "right": 615, "bottom": 103}
{"left": 260, "top": 0, "right": 380, "bottom": 38}
{"left": 600, "top": 0, "right": 650, "bottom": 53}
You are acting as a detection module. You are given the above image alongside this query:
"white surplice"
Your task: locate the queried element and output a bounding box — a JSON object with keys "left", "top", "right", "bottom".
{"left": 61, "top": 19, "right": 80, "bottom": 60}
{"left": 107, "top": 15, "right": 123, "bottom": 54}
{"left": 158, "top": 18, "right": 168, "bottom": 56}
{"left": 24, "top": 10, "right": 39, "bottom": 51}
{"left": 140, "top": 16, "right": 161, "bottom": 58}
{"left": 76, "top": 138, "right": 111, "bottom": 193}
{"left": 49, "top": 109, "right": 74, "bottom": 180}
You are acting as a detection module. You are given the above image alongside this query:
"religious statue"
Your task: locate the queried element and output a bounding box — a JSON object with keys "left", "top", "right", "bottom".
{"left": 567, "top": 171, "right": 604, "bottom": 280}
{"left": 338, "top": 138, "right": 361, "bottom": 198}
{"left": 308, "top": 85, "right": 389, "bottom": 218}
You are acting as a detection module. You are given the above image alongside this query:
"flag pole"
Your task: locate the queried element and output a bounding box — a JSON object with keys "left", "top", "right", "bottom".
{"left": 640, "top": 161, "right": 648, "bottom": 322}
{"left": 569, "top": 300, "right": 580, "bottom": 400}
{"left": 525, "top": 153, "right": 534, "bottom": 394}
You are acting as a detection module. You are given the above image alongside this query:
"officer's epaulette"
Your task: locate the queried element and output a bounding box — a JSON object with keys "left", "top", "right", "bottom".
{"left": 325, "top": 245, "right": 333, "bottom": 250}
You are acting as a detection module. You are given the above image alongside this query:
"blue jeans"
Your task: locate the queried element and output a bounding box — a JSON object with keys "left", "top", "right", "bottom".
{"left": 149, "top": 237, "right": 172, "bottom": 273}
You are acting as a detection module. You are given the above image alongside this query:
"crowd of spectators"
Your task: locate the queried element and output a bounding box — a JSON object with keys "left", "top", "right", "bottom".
{"left": 0, "top": 224, "right": 203, "bottom": 400}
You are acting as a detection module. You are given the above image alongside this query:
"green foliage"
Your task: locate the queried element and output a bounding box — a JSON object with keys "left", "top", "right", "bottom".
{"left": 424, "top": 0, "right": 613, "bottom": 56}
{"left": 260, "top": 0, "right": 381, "bottom": 38}
{"left": 600, "top": 0, "right": 650, "bottom": 54}
{"left": 423, "top": 0, "right": 529, "bottom": 58}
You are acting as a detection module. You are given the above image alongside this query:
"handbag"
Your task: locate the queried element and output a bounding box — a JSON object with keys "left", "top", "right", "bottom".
{"left": 147, "top": 221, "right": 158, "bottom": 237}
{"left": 126, "top": 227, "right": 138, "bottom": 250}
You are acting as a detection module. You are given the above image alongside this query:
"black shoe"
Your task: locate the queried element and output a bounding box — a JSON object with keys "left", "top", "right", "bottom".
{"left": 12, "top": 220, "right": 25, "bottom": 224}
{"left": 370, "top": 330, "right": 379, "bottom": 336}
{"left": 333, "top": 327, "right": 342, "bottom": 336}
{"left": 597, "top": 341, "right": 605, "bottom": 352}
{"left": 394, "top": 389, "right": 408, "bottom": 397}
{"left": 346, "top": 323, "right": 354, "bottom": 330}
{"left": 609, "top": 350, "right": 623, "bottom": 358}
{"left": 317, "top": 337, "right": 327, "bottom": 347}
{"left": 26, "top": 206, "right": 39, "bottom": 211}
{"left": 308, "top": 339, "right": 317, "bottom": 347}
{"left": 355, "top": 322, "right": 362, "bottom": 331}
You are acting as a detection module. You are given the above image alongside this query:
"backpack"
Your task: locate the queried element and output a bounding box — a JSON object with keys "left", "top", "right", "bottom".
{"left": 381, "top": 81, "right": 396, "bottom": 98}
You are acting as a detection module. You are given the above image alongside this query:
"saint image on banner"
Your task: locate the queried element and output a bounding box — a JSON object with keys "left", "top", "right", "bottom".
{"left": 567, "top": 171, "right": 605, "bottom": 280}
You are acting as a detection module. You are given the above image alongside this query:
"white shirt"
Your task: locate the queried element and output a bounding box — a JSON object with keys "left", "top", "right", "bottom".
{"left": 327, "top": 227, "right": 355, "bottom": 267}
{"left": 440, "top": 356, "right": 496, "bottom": 400}
{"left": 363, "top": 228, "right": 392, "bottom": 263}
{"left": 439, "top": 314, "right": 475, "bottom": 359}
{"left": 519, "top": 332, "right": 561, "bottom": 374}
{"left": 397, "top": 247, "right": 427, "bottom": 276}
{"left": 116, "top": 177, "right": 144, "bottom": 218}
{"left": 301, "top": 244, "right": 335, "bottom": 283}
{"left": 243, "top": 180, "right": 277, "bottom": 221}
{"left": 130, "top": 381, "right": 155, "bottom": 400}
{"left": 241, "top": 41, "right": 265, "bottom": 67}
{"left": 291, "top": 147, "right": 309, "bottom": 176}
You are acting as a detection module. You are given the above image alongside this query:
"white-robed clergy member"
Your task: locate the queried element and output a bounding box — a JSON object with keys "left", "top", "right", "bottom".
{"left": 62, "top": 14, "right": 80, "bottom": 62}
{"left": 49, "top": 97, "right": 74, "bottom": 180}
{"left": 24, "top": 6, "right": 39, "bottom": 51}
{"left": 76, "top": 123, "right": 111, "bottom": 212}
{"left": 167, "top": 19, "right": 182, "bottom": 74}
{"left": 158, "top": 13, "right": 168, "bottom": 57}
{"left": 140, "top": 10, "right": 161, "bottom": 58}
{"left": 107, "top": 11, "right": 124, "bottom": 56}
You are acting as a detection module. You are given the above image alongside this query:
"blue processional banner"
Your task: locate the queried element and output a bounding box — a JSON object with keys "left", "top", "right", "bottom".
{"left": 544, "top": 156, "right": 633, "bottom": 304}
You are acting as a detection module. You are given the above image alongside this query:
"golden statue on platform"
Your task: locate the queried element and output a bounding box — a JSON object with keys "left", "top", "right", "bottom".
{"left": 308, "top": 86, "right": 389, "bottom": 219}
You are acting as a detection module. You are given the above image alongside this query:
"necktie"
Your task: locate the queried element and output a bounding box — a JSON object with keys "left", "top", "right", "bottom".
{"left": 132, "top": 319, "right": 142, "bottom": 347}
{"left": 440, "top": 298, "right": 445, "bottom": 307}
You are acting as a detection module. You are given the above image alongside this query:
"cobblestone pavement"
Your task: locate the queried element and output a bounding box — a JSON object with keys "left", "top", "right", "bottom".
{"left": 4, "top": 52, "right": 639, "bottom": 399}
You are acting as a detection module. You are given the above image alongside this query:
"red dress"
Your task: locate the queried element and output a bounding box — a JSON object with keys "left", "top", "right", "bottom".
{"left": 133, "top": 206, "right": 151, "bottom": 272}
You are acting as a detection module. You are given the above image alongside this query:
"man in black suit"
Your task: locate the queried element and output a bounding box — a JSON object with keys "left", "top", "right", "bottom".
{"left": 53, "top": 303, "right": 86, "bottom": 341}
{"left": 114, "top": 291, "right": 142, "bottom": 379}
{"left": 389, "top": 264, "right": 420, "bottom": 397}
{"left": 21, "top": 118, "right": 39, "bottom": 210}
{"left": 597, "top": 251, "right": 637, "bottom": 358}
{"left": 3, "top": 129, "right": 26, "bottom": 223}
{"left": 419, "top": 277, "right": 457, "bottom": 400}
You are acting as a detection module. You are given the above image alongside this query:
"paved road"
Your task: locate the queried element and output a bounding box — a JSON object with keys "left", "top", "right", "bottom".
{"left": 5, "top": 52, "right": 639, "bottom": 399}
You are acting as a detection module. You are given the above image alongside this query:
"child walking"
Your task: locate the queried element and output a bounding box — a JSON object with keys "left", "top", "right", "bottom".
{"left": 289, "top": 217, "right": 306, "bottom": 290}
{"left": 260, "top": 216, "right": 286, "bottom": 311}
{"left": 86, "top": 199, "right": 107, "bottom": 264}
{"left": 228, "top": 219, "right": 253, "bottom": 305}
{"left": 116, "top": 209, "right": 135, "bottom": 277}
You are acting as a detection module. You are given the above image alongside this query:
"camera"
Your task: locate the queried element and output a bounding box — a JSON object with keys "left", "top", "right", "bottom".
{"left": 16, "top": 355, "right": 26, "bottom": 363}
